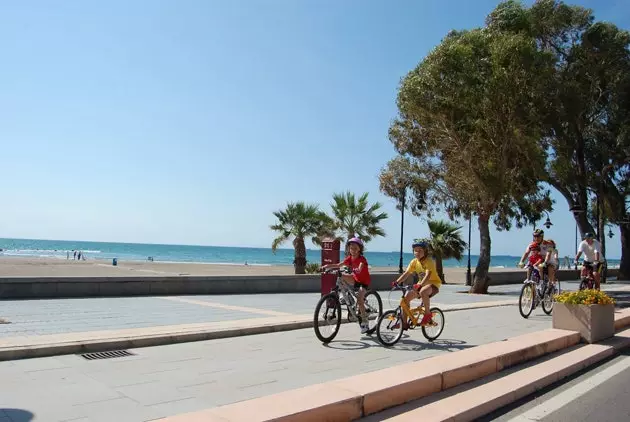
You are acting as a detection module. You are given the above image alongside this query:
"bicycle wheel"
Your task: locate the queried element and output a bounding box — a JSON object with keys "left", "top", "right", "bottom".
{"left": 363, "top": 290, "right": 383, "bottom": 335}
{"left": 376, "top": 308, "right": 404, "bottom": 347}
{"left": 421, "top": 307, "right": 445, "bottom": 341}
{"left": 313, "top": 293, "right": 341, "bottom": 343}
{"left": 519, "top": 283, "right": 535, "bottom": 319}
{"left": 541, "top": 285, "right": 554, "bottom": 315}
{"left": 579, "top": 278, "right": 589, "bottom": 291}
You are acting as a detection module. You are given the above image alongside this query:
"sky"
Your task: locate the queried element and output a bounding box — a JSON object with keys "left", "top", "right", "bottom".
{"left": 0, "top": 0, "right": 628, "bottom": 258}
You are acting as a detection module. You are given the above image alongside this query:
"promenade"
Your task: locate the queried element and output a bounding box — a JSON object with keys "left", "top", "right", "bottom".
{"left": 1, "top": 281, "right": 629, "bottom": 421}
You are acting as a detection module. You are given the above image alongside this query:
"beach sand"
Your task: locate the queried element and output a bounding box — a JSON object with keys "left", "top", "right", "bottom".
{"left": 0, "top": 256, "right": 521, "bottom": 283}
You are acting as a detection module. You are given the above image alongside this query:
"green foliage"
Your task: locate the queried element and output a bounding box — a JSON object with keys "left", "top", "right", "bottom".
{"left": 270, "top": 202, "right": 334, "bottom": 274}
{"left": 330, "top": 191, "right": 388, "bottom": 244}
{"left": 390, "top": 26, "right": 553, "bottom": 228}
{"left": 270, "top": 202, "right": 333, "bottom": 253}
{"left": 305, "top": 262, "right": 321, "bottom": 274}
{"left": 487, "top": 0, "right": 630, "bottom": 236}
{"left": 413, "top": 220, "right": 467, "bottom": 282}
{"left": 427, "top": 220, "right": 466, "bottom": 261}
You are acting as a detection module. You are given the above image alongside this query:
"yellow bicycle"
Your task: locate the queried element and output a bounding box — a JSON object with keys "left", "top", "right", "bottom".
{"left": 376, "top": 283, "right": 445, "bottom": 346}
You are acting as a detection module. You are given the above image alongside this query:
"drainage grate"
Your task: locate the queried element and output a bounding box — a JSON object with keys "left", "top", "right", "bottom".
{"left": 80, "top": 350, "right": 136, "bottom": 360}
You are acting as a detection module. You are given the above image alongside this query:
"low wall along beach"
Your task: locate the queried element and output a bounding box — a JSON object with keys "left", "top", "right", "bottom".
{"left": 0, "top": 268, "right": 619, "bottom": 299}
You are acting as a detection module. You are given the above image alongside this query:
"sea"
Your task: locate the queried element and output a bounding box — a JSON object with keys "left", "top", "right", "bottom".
{"left": 0, "top": 238, "right": 621, "bottom": 269}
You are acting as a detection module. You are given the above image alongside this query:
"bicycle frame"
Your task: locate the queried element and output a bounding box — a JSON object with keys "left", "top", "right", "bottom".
{"left": 394, "top": 285, "right": 428, "bottom": 328}
{"left": 326, "top": 269, "right": 363, "bottom": 321}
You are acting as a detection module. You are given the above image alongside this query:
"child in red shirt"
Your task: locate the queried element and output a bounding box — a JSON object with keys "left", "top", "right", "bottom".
{"left": 527, "top": 245, "right": 544, "bottom": 279}
{"left": 322, "top": 237, "right": 371, "bottom": 333}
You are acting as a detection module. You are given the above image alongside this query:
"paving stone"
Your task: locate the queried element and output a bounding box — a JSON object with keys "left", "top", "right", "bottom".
{"left": 0, "top": 303, "right": 554, "bottom": 421}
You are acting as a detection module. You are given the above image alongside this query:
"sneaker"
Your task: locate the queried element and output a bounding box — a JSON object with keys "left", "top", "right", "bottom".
{"left": 360, "top": 323, "right": 369, "bottom": 334}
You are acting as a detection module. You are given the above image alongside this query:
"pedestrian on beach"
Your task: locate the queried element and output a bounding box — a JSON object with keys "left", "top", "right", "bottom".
{"left": 73, "top": 250, "right": 77, "bottom": 260}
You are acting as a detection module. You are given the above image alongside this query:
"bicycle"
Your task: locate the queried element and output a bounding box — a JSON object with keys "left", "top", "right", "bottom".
{"left": 313, "top": 267, "right": 383, "bottom": 343}
{"left": 375, "top": 283, "right": 445, "bottom": 347}
{"left": 578, "top": 261, "right": 600, "bottom": 290}
{"left": 518, "top": 264, "right": 559, "bottom": 318}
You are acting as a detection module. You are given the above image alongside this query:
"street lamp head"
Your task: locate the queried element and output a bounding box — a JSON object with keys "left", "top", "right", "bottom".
{"left": 544, "top": 217, "right": 553, "bottom": 230}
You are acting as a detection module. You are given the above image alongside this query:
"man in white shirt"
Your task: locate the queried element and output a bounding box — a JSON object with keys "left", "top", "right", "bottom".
{"left": 574, "top": 233, "right": 605, "bottom": 290}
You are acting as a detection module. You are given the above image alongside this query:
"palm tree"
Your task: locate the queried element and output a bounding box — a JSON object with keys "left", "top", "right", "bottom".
{"left": 270, "top": 202, "right": 334, "bottom": 274}
{"left": 421, "top": 220, "right": 467, "bottom": 283}
{"left": 330, "top": 191, "right": 388, "bottom": 253}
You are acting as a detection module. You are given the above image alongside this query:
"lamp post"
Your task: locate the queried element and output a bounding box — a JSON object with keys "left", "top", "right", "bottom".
{"left": 569, "top": 203, "right": 585, "bottom": 270}
{"left": 398, "top": 189, "right": 406, "bottom": 274}
{"left": 466, "top": 211, "right": 472, "bottom": 286}
{"left": 532, "top": 211, "right": 553, "bottom": 231}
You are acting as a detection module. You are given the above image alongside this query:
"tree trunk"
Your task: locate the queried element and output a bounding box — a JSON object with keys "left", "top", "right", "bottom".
{"left": 552, "top": 182, "right": 596, "bottom": 236}
{"left": 435, "top": 252, "right": 445, "bottom": 284}
{"left": 619, "top": 225, "right": 630, "bottom": 281}
{"left": 293, "top": 237, "right": 307, "bottom": 274}
{"left": 599, "top": 215, "right": 607, "bottom": 283}
{"left": 470, "top": 213, "right": 491, "bottom": 294}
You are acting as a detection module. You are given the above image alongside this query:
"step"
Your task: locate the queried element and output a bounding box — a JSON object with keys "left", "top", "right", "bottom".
{"left": 380, "top": 328, "right": 630, "bottom": 421}
{"left": 614, "top": 307, "right": 630, "bottom": 330}
{"left": 160, "top": 328, "right": 580, "bottom": 422}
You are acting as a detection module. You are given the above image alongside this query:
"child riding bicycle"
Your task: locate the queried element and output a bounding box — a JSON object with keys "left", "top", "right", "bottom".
{"left": 321, "top": 237, "right": 371, "bottom": 333}
{"left": 526, "top": 244, "right": 544, "bottom": 279}
{"left": 541, "top": 239, "right": 559, "bottom": 286}
{"left": 392, "top": 240, "right": 442, "bottom": 328}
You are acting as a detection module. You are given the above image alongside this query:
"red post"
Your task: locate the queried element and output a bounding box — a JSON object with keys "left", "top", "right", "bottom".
{"left": 321, "top": 238, "right": 340, "bottom": 296}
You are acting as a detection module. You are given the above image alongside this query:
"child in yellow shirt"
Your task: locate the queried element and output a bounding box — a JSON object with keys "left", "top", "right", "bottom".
{"left": 393, "top": 240, "right": 442, "bottom": 327}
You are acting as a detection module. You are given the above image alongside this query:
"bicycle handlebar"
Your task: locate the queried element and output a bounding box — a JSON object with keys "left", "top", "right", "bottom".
{"left": 320, "top": 266, "right": 353, "bottom": 276}
{"left": 390, "top": 282, "right": 413, "bottom": 292}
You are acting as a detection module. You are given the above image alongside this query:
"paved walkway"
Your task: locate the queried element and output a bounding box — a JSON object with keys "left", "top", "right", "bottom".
{"left": 1, "top": 282, "right": 629, "bottom": 421}
{"left": 0, "top": 284, "right": 525, "bottom": 338}
{"left": 0, "top": 305, "right": 551, "bottom": 422}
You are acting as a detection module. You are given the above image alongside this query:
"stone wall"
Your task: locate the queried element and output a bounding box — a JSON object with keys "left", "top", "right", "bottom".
{"left": 0, "top": 269, "right": 619, "bottom": 299}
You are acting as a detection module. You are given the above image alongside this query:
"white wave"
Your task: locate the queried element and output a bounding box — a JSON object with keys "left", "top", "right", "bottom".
{"left": 0, "top": 248, "right": 101, "bottom": 254}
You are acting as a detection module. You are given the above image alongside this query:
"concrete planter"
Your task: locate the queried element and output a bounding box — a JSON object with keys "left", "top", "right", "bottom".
{"left": 552, "top": 303, "right": 615, "bottom": 344}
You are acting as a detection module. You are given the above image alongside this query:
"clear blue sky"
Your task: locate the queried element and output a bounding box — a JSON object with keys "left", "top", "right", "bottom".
{"left": 0, "top": 0, "right": 627, "bottom": 258}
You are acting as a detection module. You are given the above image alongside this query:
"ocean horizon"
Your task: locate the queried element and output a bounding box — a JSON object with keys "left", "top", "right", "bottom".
{"left": 0, "top": 237, "right": 621, "bottom": 269}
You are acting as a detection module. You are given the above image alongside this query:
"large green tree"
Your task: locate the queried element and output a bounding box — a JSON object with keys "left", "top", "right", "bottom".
{"left": 386, "top": 27, "right": 553, "bottom": 293}
{"left": 330, "top": 191, "right": 388, "bottom": 252}
{"left": 486, "top": 0, "right": 630, "bottom": 278}
{"left": 270, "top": 202, "right": 334, "bottom": 274}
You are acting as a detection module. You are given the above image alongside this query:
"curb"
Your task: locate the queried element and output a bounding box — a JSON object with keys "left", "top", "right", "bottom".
{"left": 159, "top": 329, "right": 582, "bottom": 422}
{"left": 0, "top": 300, "right": 516, "bottom": 361}
{"left": 386, "top": 329, "right": 630, "bottom": 421}
{"left": 158, "top": 308, "right": 630, "bottom": 422}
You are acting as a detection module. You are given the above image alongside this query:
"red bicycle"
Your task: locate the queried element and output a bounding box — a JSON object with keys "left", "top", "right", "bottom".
{"left": 578, "top": 261, "right": 598, "bottom": 290}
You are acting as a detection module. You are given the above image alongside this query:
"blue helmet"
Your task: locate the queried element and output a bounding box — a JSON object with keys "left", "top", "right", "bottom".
{"left": 412, "top": 240, "right": 428, "bottom": 249}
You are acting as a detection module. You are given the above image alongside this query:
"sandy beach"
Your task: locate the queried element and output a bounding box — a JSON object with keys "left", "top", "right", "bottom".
{"left": 0, "top": 256, "right": 521, "bottom": 283}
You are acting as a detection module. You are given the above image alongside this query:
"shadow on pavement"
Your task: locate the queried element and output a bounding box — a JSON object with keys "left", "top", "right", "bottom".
{"left": 1, "top": 409, "right": 34, "bottom": 422}
{"left": 322, "top": 336, "right": 474, "bottom": 353}
{"left": 608, "top": 291, "right": 630, "bottom": 308}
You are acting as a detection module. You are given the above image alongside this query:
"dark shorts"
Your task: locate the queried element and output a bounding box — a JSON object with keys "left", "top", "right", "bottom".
{"left": 583, "top": 261, "right": 603, "bottom": 273}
